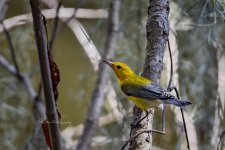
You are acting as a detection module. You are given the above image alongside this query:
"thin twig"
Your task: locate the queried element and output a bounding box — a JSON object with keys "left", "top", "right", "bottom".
{"left": 0, "top": 54, "right": 17, "bottom": 77}
{"left": 49, "top": 1, "right": 61, "bottom": 52}
{"left": 193, "top": 0, "right": 210, "bottom": 34}
{"left": 174, "top": 0, "right": 202, "bottom": 27}
{"left": 1, "top": 21, "right": 22, "bottom": 80}
{"left": 0, "top": 54, "right": 42, "bottom": 104}
{"left": 167, "top": 40, "right": 190, "bottom": 149}
{"left": 50, "top": 0, "right": 88, "bottom": 46}
{"left": 64, "top": 0, "right": 88, "bottom": 24}
{"left": 174, "top": 87, "right": 190, "bottom": 150}
{"left": 124, "top": 109, "right": 166, "bottom": 150}
{"left": 217, "top": 130, "right": 225, "bottom": 150}
{"left": 121, "top": 129, "right": 165, "bottom": 150}
{"left": 30, "top": 0, "right": 62, "bottom": 149}
{"left": 167, "top": 40, "right": 173, "bottom": 91}
{"left": 1, "top": 13, "right": 35, "bottom": 98}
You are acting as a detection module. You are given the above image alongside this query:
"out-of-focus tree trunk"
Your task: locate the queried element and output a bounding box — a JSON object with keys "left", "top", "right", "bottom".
{"left": 176, "top": 21, "right": 218, "bottom": 150}
{"left": 177, "top": 29, "right": 218, "bottom": 149}
{"left": 174, "top": 1, "right": 223, "bottom": 149}
{"left": 76, "top": 0, "right": 120, "bottom": 150}
{"left": 129, "top": 0, "right": 170, "bottom": 149}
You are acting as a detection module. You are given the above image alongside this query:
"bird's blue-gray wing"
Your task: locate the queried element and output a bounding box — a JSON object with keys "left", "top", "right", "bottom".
{"left": 121, "top": 79, "right": 192, "bottom": 107}
{"left": 121, "top": 81, "right": 174, "bottom": 100}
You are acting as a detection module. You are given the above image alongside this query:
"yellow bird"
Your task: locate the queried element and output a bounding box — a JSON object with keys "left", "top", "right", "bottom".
{"left": 103, "top": 60, "right": 191, "bottom": 111}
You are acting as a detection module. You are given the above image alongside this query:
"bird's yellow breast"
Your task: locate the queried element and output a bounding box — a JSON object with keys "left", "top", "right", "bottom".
{"left": 128, "top": 96, "right": 161, "bottom": 111}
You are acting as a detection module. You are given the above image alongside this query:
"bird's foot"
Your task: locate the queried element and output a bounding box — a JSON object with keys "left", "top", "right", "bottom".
{"left": 130, "top": 121, "right": 139, "bottom": 128}
{"left": 130, "top": 120, "right": 143, "bottom": 128}
{"left": 130, "top": 112, "right": 149, "bottom": 128}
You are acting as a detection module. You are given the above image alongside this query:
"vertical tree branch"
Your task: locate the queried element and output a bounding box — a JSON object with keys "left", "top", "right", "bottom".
{"left": 30, "top": 0, "right": 61, "bottom": 149}
{"left": 76, "top": 0, "right": 120, "bottom": 150}
{"left": 129, "top": 0, "right": 170, "bottom": 149}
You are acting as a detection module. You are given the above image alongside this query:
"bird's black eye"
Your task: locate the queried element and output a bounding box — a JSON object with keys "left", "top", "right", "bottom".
{"left": 117, "top": 65, "right": 121, "bottom": 69}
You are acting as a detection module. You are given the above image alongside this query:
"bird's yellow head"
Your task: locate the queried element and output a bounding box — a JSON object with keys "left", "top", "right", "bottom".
{"left": 103, "top": 60, "right": 135, "bottom": 81}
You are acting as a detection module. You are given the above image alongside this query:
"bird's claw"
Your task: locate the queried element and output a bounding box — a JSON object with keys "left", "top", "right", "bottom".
{"left": 130, "top": 121, "right": 140, "bottom": 128}
{"left": 167, "top": 82, "right": 175, "bottom": 92}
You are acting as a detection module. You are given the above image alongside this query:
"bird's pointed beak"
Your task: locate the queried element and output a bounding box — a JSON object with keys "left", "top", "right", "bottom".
{"left": 103, "top": 59, "right": 113, "bottom": 67}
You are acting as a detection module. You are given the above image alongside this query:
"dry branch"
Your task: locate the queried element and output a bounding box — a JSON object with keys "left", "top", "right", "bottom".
{"left": 0, "top": 8, "right": 107, "bottom": 32}
{"left": 1, "top": 21, "right": 21, "bottom": 79}
{"left": 30, "top": 0, "right": 61, "bottom": 149}
{"left": 0, "top": 55, "right": 34, "bottom": 99}
{"left": 0, "top": 54, "right": 47, "bottom": 149}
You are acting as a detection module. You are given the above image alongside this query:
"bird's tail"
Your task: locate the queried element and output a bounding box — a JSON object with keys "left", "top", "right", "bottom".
{"left": 165, "top": 98, "right": 192, "bottom": 107}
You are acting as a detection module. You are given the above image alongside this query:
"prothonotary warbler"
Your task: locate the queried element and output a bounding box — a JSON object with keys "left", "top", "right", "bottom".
{"left": 103, "top": 60, "right": 191, "bottom": 111}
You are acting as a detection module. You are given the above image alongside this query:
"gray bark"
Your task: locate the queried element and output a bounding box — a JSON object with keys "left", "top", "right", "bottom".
{"left": 129, "top": 0, "right": 170, "bottom": 149}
